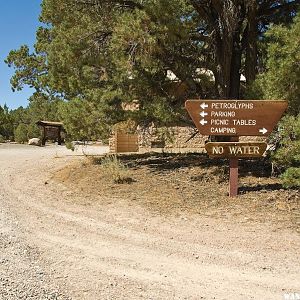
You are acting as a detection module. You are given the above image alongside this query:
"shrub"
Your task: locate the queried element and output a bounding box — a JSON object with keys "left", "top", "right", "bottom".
{"left": 14, "top": 124, "right": 28, "bottom": 144}
{"left": 100, "top": 155, "right": 133, "bottom": 184}
{"left": 272, "top": 115, "right": 300, "bottom": 187}
{"left": 65, "top": 141, "right": 75, "bottom": 151}
{"left": 27, "top": 123, "right": 41, "bottom": 139}
{"left": 281, "top": 167, "right": 300, "bottom": 188}
{"left": 0, "top": 134, "right": 5, "bottom": 143}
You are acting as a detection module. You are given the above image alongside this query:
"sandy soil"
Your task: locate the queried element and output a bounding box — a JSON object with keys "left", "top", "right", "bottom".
{"left": 0, "top": 144, "right": 299, "bottom": 300}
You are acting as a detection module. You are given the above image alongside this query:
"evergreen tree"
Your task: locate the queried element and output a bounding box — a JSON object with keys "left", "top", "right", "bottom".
{"left": 0, "top": 104, "right": 14, "bottom": 140}
{"left": 249, "top": 15, "right": 300, "bottom": 187}
{"left": 249, "top": 14, "right": 300, "bottom": 115}
{"left": 5, "top": 0, "right": 299, "bottom": 139}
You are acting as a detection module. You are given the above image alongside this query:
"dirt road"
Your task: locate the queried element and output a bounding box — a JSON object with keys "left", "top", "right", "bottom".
{"left": 0, "top": 144, "right": 299, "bottom": 299}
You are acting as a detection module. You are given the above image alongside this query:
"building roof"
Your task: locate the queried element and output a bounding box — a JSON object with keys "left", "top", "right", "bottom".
{"left": 36, "top": 121, "right": 64, "bottom": 127}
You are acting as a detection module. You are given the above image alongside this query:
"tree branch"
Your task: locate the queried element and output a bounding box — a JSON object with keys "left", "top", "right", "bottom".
{"left": 74, "top": 0, "right": 143, "bottom": 10}
{"left": 258, "top": 1, "right": 300, "bottom": 19}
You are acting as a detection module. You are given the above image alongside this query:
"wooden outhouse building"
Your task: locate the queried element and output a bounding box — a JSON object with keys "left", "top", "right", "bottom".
{"left": 36, "top": 121, "right": 64, "bottom": 146}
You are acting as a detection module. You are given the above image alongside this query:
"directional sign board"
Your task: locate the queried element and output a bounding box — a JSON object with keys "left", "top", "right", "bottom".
{"left": 205, "top": 142, "right": 268, "bottom": 158}
{"left": 185, "top": 100, "right": 288, "bottom": 136}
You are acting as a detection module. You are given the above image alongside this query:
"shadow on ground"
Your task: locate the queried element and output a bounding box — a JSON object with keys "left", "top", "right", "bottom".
{"left": 239, "top": 183, "right": 283, "bottom": 193}
{"left": 94, "top": 152, "right": 274, "bottom": 179}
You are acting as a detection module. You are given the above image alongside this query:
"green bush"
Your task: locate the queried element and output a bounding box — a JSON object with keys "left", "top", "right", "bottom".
{"left": 27, "top": 123, "right": 41, "bottom": 139}
{"left": 272, "top": 115, "right": 300, "bottom": 187}
{"left": 14, "top": 124, "right": 28, "bottom": 144}
{"left": 0, "top": 134, "right": 5, "bottom": 143}
{"left": 65, "top": 141, "right": 75, "bottom": 151}
{"left": 281, "top": 168, "right": 300, "bottom": 188}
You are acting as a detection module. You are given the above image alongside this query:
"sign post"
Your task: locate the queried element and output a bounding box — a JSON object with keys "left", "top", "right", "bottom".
{"left": 185, "top": 100, "right": 288, "bottom": 197}
{"left": 229, "top": 158, "right": 239, "bottom": 197}
{"left": 228, "top": 136, "right": 239, "bottom": 197}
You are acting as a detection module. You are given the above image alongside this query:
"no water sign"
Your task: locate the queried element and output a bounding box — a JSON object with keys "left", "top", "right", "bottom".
{"left": 205, "top": 142, "right": 268, "bottom": 158}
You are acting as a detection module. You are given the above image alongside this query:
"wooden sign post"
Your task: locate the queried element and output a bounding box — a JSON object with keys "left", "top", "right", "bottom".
{"left": 229, "top": 158, "right": 239, "bottom": 197}
{"left": 185, "top": 100, "right": 288, "bottom": 197}
{"left": 228, "top": 136, "right": 239, "bottom": 198}
{"left": 206, "top": 140, "right": 268, "bottom": 197}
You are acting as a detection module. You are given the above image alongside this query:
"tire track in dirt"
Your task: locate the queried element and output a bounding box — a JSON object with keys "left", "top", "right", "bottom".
{"left": 0, "top": 145, "right": 299, "bottom": 299}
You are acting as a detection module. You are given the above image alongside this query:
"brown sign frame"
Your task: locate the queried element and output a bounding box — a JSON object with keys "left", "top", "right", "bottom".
{"left": 185, "top": 100, "right": 288, "bottom": 136}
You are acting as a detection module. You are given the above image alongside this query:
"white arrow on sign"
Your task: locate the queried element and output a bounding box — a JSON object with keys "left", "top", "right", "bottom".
{"left": 200, "top": 111, "right": 208, "bottom": 118}
{"left": 200, "top": 103, "right": 209, "bottom": 110}
{"left": 200, "top": 119, "right": 208, "bottom": 126}
{"left": 259, "top": 128, "right": 268, "bottom": 135}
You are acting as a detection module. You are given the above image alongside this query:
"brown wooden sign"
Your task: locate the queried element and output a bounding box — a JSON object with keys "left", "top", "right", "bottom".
{"left": 205, "top": 142, "right": 268, "bottom": 158}
{"left": 185, "top": 100, "right": 288, "bottom": 136}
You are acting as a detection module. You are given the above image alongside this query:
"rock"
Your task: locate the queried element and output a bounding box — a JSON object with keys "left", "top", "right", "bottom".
{"left": 28, "top": 138, "right": 41, "bottom": 146}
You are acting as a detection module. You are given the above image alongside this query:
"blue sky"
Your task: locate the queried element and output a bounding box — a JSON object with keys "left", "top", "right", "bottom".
{"left": 0, "top": 0, "right": 42, "bottom": 109}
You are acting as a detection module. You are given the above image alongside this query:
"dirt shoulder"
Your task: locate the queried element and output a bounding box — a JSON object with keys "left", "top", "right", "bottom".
{"left": 53, "top": 152, "right": 300, "bottom": 232}
{"left": 0, "top": 145, "right": 299, "bottom": 299}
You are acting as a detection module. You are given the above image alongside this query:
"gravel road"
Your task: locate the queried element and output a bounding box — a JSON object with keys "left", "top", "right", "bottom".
{"left": 0, "top": 144, "right": 299, "bottom": 300}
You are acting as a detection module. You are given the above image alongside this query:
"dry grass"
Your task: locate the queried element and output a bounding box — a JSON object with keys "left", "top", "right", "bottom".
{"left": 97, "top": 155, "right": 134, "bottom": 184}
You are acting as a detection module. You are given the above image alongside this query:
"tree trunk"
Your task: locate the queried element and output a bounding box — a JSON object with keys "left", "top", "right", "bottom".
{"left": 214, "top": 33, "right": 232, "bottom": 99}
{"left": 214, "top": 34, "right": 242, "bottom": 99}
{"left": 229, "top": 35, "right": 242, "bottom": 99}
{"left": 245, "top": 4, "right": 258, "bottom": 83}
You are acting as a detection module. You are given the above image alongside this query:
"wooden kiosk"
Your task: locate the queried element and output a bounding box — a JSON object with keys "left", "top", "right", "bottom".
{"left": 36, "top": 121, "right": 64, "bottom": 146}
